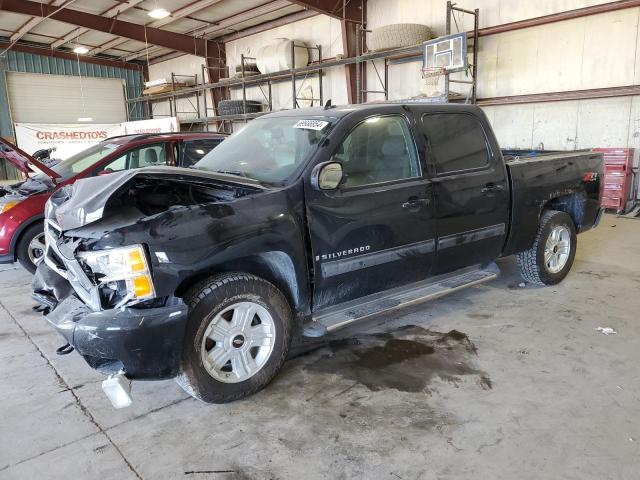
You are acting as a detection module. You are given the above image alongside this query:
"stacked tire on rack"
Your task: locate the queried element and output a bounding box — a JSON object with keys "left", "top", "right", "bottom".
{"left": 367, "top": 23, "right": 436, "bottom": 52}
{"left": 234, "top": 63, "right": 261, "bottom": 78}
{"left": 217, "top": 100, "right": 263, "bottom": 115}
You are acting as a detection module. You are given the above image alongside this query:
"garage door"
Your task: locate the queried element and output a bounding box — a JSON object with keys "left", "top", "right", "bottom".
{"left": 6, "top": 72, "right": 127, "bottom": 124}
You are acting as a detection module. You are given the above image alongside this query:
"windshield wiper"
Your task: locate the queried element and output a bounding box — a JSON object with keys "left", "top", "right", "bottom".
{"left": 216, "top": 170, "right": 247, "bottom": 178}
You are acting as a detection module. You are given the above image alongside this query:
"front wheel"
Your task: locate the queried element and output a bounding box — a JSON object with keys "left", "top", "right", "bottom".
{"left": 16, "top": 223, "right": 45, "bottom": 274}
{"left": 516, "top": 210, "right": 577, "bottom": 286}
{"left": 177, "top": 273, "right": 293, "bottom": 403}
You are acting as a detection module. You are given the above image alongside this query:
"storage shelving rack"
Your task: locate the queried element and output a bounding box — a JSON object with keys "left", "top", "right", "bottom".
{"left": 128, "top": 1, "right": 479, "bottom": 132}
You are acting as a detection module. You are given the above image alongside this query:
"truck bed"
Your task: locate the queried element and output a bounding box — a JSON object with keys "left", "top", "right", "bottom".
{"left": 501, "top": 150, "right": 603, "bottom": 256}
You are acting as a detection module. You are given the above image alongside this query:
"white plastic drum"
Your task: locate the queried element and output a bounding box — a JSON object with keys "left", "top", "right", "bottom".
{"left": 256, "top": 43, "right": 276, "bottom": 74}
{"left": 257, "top": 38, "right": 309, "bottom": 74}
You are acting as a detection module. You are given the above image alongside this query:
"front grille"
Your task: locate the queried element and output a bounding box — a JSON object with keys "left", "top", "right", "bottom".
{"left": 44, "top": 220, "right": 67, "bottom": 273}
{"left": 44, "top": 219, "right": 102, "bottom": 311}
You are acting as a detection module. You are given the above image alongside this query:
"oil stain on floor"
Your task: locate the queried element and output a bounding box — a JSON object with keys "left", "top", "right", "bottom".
{"left": 299, "top": 325, "right": 491, "bottom": 393}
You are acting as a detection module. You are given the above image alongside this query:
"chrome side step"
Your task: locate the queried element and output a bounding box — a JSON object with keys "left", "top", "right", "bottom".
{"left": 310, "top": 263, "right": 499, "bottom": 334}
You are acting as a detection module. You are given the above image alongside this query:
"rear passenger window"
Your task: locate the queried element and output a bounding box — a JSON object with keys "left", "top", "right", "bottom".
{"left": 181, "top": 139, "right": 222, "bottom": 167}
{"left": 137, "top": 144, "right": 167, "bottom": 167}
{"left": 422, "top": 113, "right": 490, "bottom": 174}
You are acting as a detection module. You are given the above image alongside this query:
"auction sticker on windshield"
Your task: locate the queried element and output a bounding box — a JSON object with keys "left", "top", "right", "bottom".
{"left": 293, "top": 119, "right": 329, "bottom": 131}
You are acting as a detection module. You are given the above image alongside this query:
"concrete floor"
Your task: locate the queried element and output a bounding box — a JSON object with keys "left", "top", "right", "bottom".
{"left": 1, "top": 214, "right": 639, "bottom": 480}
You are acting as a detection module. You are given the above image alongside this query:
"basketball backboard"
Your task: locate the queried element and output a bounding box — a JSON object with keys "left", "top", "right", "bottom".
{"left": 423, "top": 32, "right": 467, "bottom": 73}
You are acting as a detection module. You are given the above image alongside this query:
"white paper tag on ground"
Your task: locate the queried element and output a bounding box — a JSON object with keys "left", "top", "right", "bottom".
{"left": 293, "top": 119, "right": 329, "bottom": 131}
{"left": 596, "top": 326, "right": 617, "bottom": 335}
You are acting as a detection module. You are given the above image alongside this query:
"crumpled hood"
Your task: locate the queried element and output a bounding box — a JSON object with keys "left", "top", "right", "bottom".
{"left": 48, "top": 166, "right": 265, "bottom": 231}
{"left": 2, "top": 176, "right": 53, "bottom": 198}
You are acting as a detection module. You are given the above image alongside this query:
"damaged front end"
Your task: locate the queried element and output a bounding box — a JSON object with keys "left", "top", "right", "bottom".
{"left": 33, "top": 167, "right": 264, "bottom": 382}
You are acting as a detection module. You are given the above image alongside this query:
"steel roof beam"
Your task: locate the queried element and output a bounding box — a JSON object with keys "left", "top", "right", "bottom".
{"left": 122, "top": 0, "right": 292, "bottom": 61}
{"left": 50, "top": 0, "right": 145, "bottom": 49}
{"left": 288, "top": 0, "right": 361, "bottom": 22}
{"left": 88, "top": 0, "right": 226, "bottom": 56}
{"left": 0, "top": 0, "right": 222, "bottom": 56}
{"left": 88, "top": 37, "right": 130, "bottom": 56}
{"left": 148, "top": 0, "right": 226, "bottom": 28}
{"left": 9, "top": 0, "right": 69, "bottom": 43}
{"left": 220, "top": 9, "right": 318, "bottom": 42}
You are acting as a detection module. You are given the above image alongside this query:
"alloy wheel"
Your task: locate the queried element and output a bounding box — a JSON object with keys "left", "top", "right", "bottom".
{"left": 27, "top": 232, "right": 46, "bottom": 267}
{"left": 544, "top": 225, "right": 571, "bottom": 274}
{"left": 200, "top": 301, "right": 276, "bottom": 383}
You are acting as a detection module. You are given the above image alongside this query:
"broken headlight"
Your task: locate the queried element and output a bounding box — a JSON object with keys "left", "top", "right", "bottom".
{"left": 78, "top": 245, "right": 155, "bottom": 302}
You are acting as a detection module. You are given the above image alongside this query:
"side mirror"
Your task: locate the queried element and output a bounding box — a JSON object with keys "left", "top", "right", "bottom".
{"left": 97, "top": 169, "right": 112, "bottom": 176}
{"left": 311, "top": 161, "right": 343, "bottom": 190}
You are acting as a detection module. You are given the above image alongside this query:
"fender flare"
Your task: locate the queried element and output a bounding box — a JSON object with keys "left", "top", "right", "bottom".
{"left": 175, "top": 250, "right": 308, "bottom": 313}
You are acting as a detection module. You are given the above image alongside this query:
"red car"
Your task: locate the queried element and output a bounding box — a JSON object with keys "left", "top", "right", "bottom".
{"left": 0, "top": 132, "right": 226, "bottom": 273}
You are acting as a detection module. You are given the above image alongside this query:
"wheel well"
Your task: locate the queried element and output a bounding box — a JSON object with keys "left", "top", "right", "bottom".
{"left": 174, "top": 252, "right": 301, "bottom": 309}
{"left": 12, "top": 217, "right": 44, "bottom": 260}
{"left": 542, "top": 193, "right": 585, "bottom": 230}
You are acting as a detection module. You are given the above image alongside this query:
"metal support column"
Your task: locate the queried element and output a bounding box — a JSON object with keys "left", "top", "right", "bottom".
{"left": 355, "top": 25, "right": 361, "bottom": 104}
{"left": 291, "top": 42, "right": 297, "bottom": 108}
{"left": 471, "top": 8, "right": 479, "bottom": 103}
{"left": 445, "top": 2, "right": 452, "bottom": 99}
{"left": 384, "top": 58, "right": 389, "bottom": 100}
{"left": 318, "top": 44, "right": 324, "bottom": 106}
{"left": 241, "top": 53, "right": 247, "bottom": 119}
{"left": 201, "top": 64, "right": 208, "bottom": 131}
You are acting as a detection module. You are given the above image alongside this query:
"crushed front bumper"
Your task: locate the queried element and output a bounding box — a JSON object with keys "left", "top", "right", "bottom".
{"left": 34, "top": 218, "right": 190, "bottom": 380}
{"left": 34, "top": 257, "right": 189, "bottom": 379}
{"left": 42, "top": 293, "right": 188, "bottom": 379}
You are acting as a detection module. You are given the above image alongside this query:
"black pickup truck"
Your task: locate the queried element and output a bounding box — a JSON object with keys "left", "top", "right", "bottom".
{"left": 33, "top": 104, "right": 603, "bottom": 406}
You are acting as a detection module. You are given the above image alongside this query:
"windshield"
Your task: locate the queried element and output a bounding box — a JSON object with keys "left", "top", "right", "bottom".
{"left": 51, "top": 142, "right": 120, "bottom": 178}
{"left": 194, "top": 116, "right": 331, "bottom": 184}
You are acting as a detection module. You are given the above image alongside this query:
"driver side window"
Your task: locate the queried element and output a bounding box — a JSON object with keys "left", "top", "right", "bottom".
{"left": 103, "top": 154, "right": 127, "bottom": 172}
{"left": 337, "top": 115, "right": 420, "bottom": 188}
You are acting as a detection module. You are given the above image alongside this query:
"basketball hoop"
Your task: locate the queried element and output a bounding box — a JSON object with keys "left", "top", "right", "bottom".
{"left": 421, "top": 66, "right": 446, "bottom": 97}
{"left": 418, "top": 33, "right": 467, "bottom": 101}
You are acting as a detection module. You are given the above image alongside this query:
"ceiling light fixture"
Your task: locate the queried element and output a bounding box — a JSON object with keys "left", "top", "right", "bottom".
{"left": 77, "top": 117, "right": 93, "bottom": 122}
{"left": 73, "top": 45, "right": 89, "bottom": 54}
{"left": 148, "top": 8, "right": 170, "bottom": 19}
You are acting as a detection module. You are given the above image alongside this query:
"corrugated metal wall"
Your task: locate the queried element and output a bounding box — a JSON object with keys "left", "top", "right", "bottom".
{"left": 0, "top": 50, "right": 145, "bottom": 179}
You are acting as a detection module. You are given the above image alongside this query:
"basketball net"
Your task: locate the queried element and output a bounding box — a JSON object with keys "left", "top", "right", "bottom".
{"left": 420, "top": 66, "right": 446, "bottom": 98}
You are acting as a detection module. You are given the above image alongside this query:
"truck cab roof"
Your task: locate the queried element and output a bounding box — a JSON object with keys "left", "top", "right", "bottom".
{"left": 262, "top": 102, "right": 484, "bottom": 120}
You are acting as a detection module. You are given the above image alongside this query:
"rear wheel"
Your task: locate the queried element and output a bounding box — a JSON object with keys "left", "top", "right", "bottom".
{"left": 176, "top": 273, "right": 293, "bottom": 403}
{"left": 16, "top": 223, "right": 45, "bottom": 274}
{"left": 516, "top": 210, "right": 577, "bottom": 286}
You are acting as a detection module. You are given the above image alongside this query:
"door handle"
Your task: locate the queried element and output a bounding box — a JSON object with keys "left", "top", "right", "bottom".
{"left": 481, "top": 183, "right": 505, "bottom": 194}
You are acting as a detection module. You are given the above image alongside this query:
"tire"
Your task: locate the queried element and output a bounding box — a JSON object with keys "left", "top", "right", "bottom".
{"left": 516, "top": 210, "right": 577, "bottom": 286}
{"left": 217, "top": 99, "right": 263, "bottom": 116}
{"left": 233, "top": 70, "right": 261, "bottom": 79}
{"left": 368, "top": 23, "right": 435, "bottom": 52}
{"left": 176, "top": 273, "right": 293, "bottom": 403}
{"left": 235, "top": 64, "right": 260, "bottom": 73}
{"left": 234, "top": 64, "right": 261, "bottom": 79}
{"left": 16, "top": 222, "right": 45, "bottom": 274}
